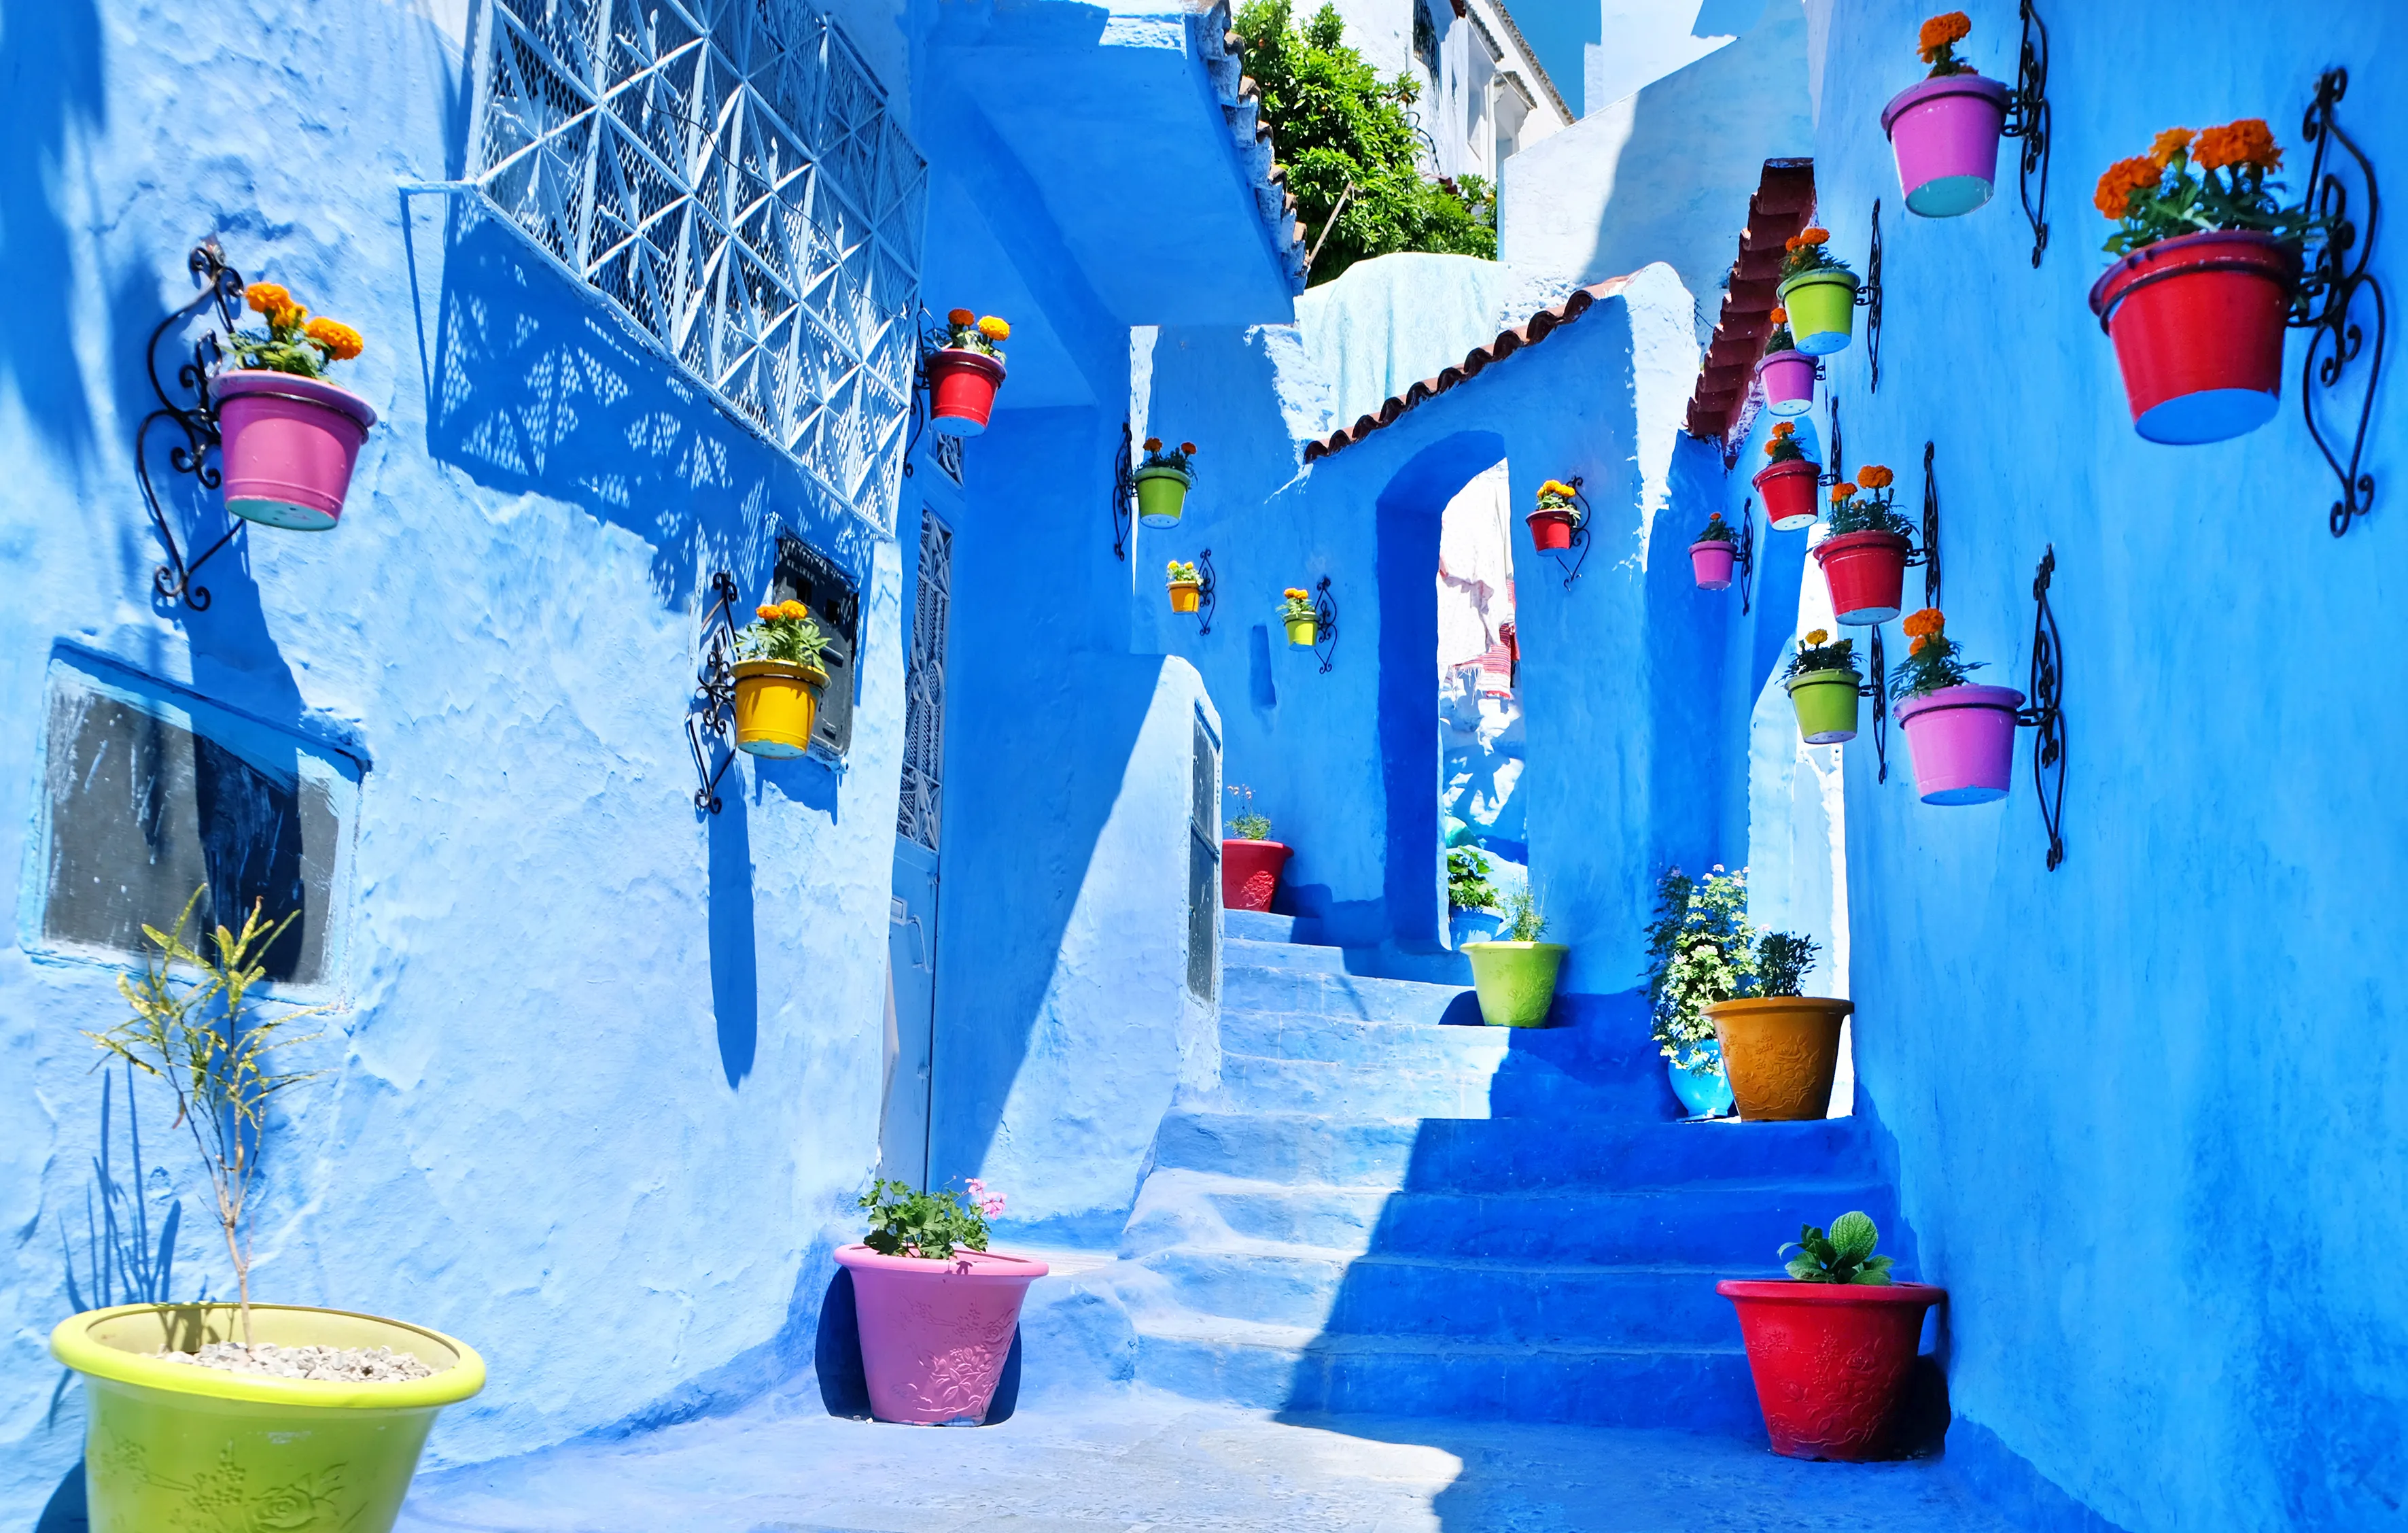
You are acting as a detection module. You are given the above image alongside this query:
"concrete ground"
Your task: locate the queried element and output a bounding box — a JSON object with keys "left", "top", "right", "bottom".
{"left": 396, "top": 1386, "right": 2024, "bottom": 1533}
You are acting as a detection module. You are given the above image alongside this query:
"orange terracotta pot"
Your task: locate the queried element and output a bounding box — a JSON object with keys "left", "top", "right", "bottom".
{"left": 1705, "top": 997, "right": 1854, "bottom": 1120}
{"left": 1168, "top": 580, "right": 1202, "bottom": 614}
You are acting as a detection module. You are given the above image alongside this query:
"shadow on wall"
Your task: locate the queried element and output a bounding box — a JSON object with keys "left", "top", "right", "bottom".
{"left": 707, "top": 793, "right": 759, "bottom": 1087}
{"left": 0, "top": 0, "right": 106, "bottom": 467}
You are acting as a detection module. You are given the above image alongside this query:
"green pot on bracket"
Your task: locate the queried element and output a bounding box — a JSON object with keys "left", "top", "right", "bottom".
{"left": 1134, "top": 465, "right": 1191, "bottom": 528}
{"left": 1462, "top": 941, "right": 1570, "bottom": 1028}
{"left": 51, "top": 1302, "right": 486, "bottom": 1533}
{"left": 1787, "top": 668, "right": 1864, "bottom": 744}
{"left": 1777, "top": 269, "right": 1861, "bottom": 356}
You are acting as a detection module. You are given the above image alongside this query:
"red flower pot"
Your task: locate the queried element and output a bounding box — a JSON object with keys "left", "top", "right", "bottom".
{"left": 1811, "top": 530, "right": 1913, "bottom": 625}
{"left": 1716, "top": 1279, "right": 1945, "bottom": 1460}
{"left": 927, "top": 349, "right": 1007, "bottom": 436}
{"left": 2087, "top": 229, "right": 2301, "bottom": 445}
{"left": 1752, "top": 458, "right": 1820, "bottom": 530}
{"left": 1221, "top": 840, "right": 1291, "bottom": 912}
{"left": 1689, "top": 539, "right": 1736, "bottom": 590}
{"left": 1526, "top": 509, "right": 1579, "bottom": 551}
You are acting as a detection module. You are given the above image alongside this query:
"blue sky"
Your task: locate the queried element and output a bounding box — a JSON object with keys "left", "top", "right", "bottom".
{"left": 1507, "top": 0, "right": 1597, "bottom": 118}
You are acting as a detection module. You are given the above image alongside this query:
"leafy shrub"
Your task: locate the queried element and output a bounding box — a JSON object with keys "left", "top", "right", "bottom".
{"left": 859, "top": 1177, "right": 1005, "bottom": 1262}
{"left": 1782, "top": 1211, "right": 1895, "bottom": 1284}
{"left": 1501, "top": 886, "right": 1547, "bottom": 942}
{"left": 1756, "top": 932, "right": 1821, "bottom": 997}
{"left": 1447, "top": 847, "right": 1498, "bottom": 912}
{"left": 1225, "top": 784, "right": 1272, "bottom": 842}
{"left": 1644, "top": 867, "right": 1755, "bottom": 1075}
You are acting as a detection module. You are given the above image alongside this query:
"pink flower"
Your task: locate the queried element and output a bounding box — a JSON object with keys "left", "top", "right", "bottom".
{"left": 982, "top": 1196, "right": 1007, "bottom": 1217}
{"left": 964, "top": 1178, "right": 985, "bottom": 1199}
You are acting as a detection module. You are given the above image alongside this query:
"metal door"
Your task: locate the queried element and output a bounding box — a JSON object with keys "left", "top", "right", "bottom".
{"left": 880, "top": 509, "right": 951, "bottom": 1186}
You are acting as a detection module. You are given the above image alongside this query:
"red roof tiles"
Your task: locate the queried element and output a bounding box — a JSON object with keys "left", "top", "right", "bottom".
{"left": 1683, "top": 158, "right": 1816, "bottom": 447}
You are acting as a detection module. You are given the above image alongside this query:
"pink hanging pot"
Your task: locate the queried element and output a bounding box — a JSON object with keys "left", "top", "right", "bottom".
{"left": 1689, "top": 539, "right": 1736, "bottom": 591}
{"left": 1894, "top": 684, "right": 2024, "bottom": 804}
{"left": 1754, "top": 349, "right": 1816, "bottom": 417}
{"left": 1881, "top": 75, "right": 2013, "bottom": 218}
{"left": 213, "top": 370, "right": 377, "bottom": 530}
{"left": 834, "top": 1245, "right": 1049, "bottom": 1425}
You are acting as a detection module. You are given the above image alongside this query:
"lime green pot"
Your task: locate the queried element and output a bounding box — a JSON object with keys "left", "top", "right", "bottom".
{"left": 1134, "top": 464, "right": 1191, "bottom": 528}
{"left": 1462, "top": 940, "right": 1570, "bottom": 1027}
{"left": 1777, "top": 269, "right": 1861, "bottom": 356}
{"left": 52, "top": 1303, "right": 486, "bottom": 1533}
{"left": 1787, "top": 668, "right": 1863, "bottom": 744}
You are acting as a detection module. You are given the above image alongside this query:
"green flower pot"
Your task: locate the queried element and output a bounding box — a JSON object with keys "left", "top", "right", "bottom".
{"left": 1787, "top": 668, "right": 1864, "bottom": 744}
{"left": 1462, "top": 941, "right": 1570, "bottom": 1028}
{"left": 1777, "top": 269, "right": 1861, "bottom": 356}
{"left": 1134, "top": 465, "right": 1191, "bottom": 528}
{"left": 52, "top": 1303, "right": 486, "bottom": 1533}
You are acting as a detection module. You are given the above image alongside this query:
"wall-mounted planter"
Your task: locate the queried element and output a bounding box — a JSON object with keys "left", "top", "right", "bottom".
{"left": 1894, "top": 683, "right": 2024, "bottom": 804}
{"left": 926, "top": 349, "right": 1006, "bottom": 436}
{"left": 1705, "top": 997, "right": 1854, "bottom": 1120}
{"left": 1690, "top": 538, "right": 1737, "bottom": 590}
{"left": 1881, "top": 74, "right": 2012, "bottom": 218}
{"left": 2088, "top": 229, "right": 2301, "bottom": 445}
{"left": 1751, "top": 458, "right": 1821, "bottom": 531}
{"left": 1811, "top": 530, "right": 1913, "bottom": 625}
{"left": 1775, "top": 271, "right": 1861, "bottom": 356}
{"left": 1785, "top": 669, "right": 1863, "bottom": 744}
{"left": 1755, "top": 349, "right": 1817, "bottom": 416}
{"left": 1284, "top": 617, "right": 1319, "bottom": 648}
{"left": 1715, "top": 1279, "right": 1945, "bottom": 1460}
{"left": 215, "top": 370, "right": 377, "bottom": 530}
{"left": 1463, "top": 941, "right": 1569, "bottom": 1028}
{"left": 732, "top": 658, "right": 828, "bottom": 757}
{"left": 1526, "top": 508, "right": 1580, "bottom": 551}
{"left": 1168, "top": 579, "right": 1202, "bottom": 614}
{"left": 52, "top": 1301, "right": 484, "bottom": 1533}
{"left": 1669, "top": 1040, "right": 1734, "bottom": 1118}
{"left": 833, "top": 1245, "right": 1048, "bottom": 1425}
{"left": 1222, "top": 838, "right": 1291, "bottom": 910}
{"left": 1134, "top": 465, "right": 1191, "bottom": 527}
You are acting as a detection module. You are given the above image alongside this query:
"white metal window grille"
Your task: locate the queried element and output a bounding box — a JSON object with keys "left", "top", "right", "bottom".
{"left": 897, "top": 508, "right": 950, "bottom": 850}
{"left": 465, "top": 0, "right": 926, "bottom": 532}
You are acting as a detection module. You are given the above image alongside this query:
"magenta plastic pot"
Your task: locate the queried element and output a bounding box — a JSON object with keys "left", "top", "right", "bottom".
{"left": 1881, "top": 75, "right": 2012, "bottom": 218}
{"left": 1690, "top": 539, "right": 1737, "bottom": 591}
{"left": 1894, "top": 684, "right": 2024, "bottom": 805}
{"left": 213, "top": 370, "right": 377, "bottom": 530}
{"left": 835, "top": 1245, "right": 1048, "bottom": 1425}
{"left": 1755, "top": 349, "right": 1816, "bottom": 417}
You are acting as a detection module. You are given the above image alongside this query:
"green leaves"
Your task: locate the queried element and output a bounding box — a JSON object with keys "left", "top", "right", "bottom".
{"left": 1643, "top": 868, "right": 1756, "bottom": 1073}
{"left": 1446, "top": 848, "right": 1499, "bottom": 913}
{"left": 1754, "top": 933, "right": 1819, "bottom": 998}
{"left": 1780, "top": 1211, "right": 1896, "bottom": 1284}
{"left": 858, "top": 1178, "right": 994, "bottom": 1262}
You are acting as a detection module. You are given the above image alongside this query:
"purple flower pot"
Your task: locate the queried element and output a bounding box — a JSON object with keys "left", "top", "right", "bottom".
{"left": 1689, "top": 539, "right": 1736, "bottom": 591}
{"left": 1881, "top": 74, "right": 2012, "bottom": 219}
{"left": 213, "top": 370, "right": 377, "bottom": 530}
{"left": 1754, "top": 349, "right": 1816, "bottom": 417}
{"left": 1894, "top": 684, "right": 2024, "bottom": 805}
{"left": 835, "top": 1245, "right": 1049, "bottom": 1425}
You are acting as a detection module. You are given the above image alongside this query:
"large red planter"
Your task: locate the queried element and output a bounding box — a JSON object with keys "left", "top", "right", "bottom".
{"left": 1221, "top": 840, "right": 1291, "bottom": 911}
{"left": 1526, "top": 509, "right": 1578, "bottom": 551}
{"left": 214, "top": 370, "right": 377, "bottom": 530}
{"left": 1717, "top": 1279, "right": 1945, "bottom": 1460}
{"left": 1811, "top": 530, "right": 1913, "bottom": 625}
{"left": 1689, "top": 539, "right": 1736, "bottom": 590}
{"left": 2087, "top": 229, "right": 2301, "bottom": 445}
{"left": 1752, "top": 458, "right": 1820, "bottom": 531}
{"left": 927, "top": 349, "right": 1007, "bottom": 436}
{"left": 1894, "top": 683, "right": 2024, "bottom": 805}
{"left": 835, "top": 1245, "right": 1048, "bottom": 1425}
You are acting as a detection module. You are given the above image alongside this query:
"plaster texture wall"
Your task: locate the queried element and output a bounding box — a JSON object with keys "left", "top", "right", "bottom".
{"left": 1295, "top": 253, "right": 1510, "bottom": 431}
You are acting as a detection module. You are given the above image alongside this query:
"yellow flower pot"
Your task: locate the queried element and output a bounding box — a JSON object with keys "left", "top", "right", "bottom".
{"left": 1285, "top": 617, "right": 1317, "bottom": 648}
{"left": 1168, "top": 580, "right": 1202, "bottom": 614}
{"left": 733, "top": 659, "right": 827, "bottom": 758}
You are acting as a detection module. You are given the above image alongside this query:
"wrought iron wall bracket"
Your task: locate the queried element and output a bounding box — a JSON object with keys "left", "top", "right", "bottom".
{"left": 1541, "top": 475, "right": 1594, "bottom": 590}
{"left": 1818, "top": 394, "right": 1847, "bottom": 487}
{"left": 137, "top": 240, "right": 248, "bottom": 610}
{"left": 2001, "top": 0, "right": 2053, "bottom": 267}
{"left": 2291, "top": 67, "right": 2384, "bottom": 537}
{"left": 1110, "top": 421, "right": 1136, "bottom": 560}
{"left": 1913, "top": 439, "right": 1942, "bottom": 606}
{"left": 900, "top": 315, "right": 969, "bottom": 489}
{"left": 1737, "top": 500, "right": 1758, "bottom": 615}
{"left": 1858, "top": 625, "right": 1891, "bottom": 785}
{"left": 2014, "top": 546, "right": 2066, "bottom": 869}
{"left": 684, "top": 572, "right": 743, "bottom": 814}
{"left": 1308, "top": 576, "right": 1338, "bottom": 673}
{"left": 1859, "top": 201, "right": 1884, "bottom": 392}
{"left": 1195, "top": 547, "right": 1219, "bottom": 636}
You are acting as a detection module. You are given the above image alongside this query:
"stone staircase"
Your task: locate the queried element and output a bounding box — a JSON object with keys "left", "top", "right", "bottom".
{"left": 1033, "top": 910, "right": 1899, "bottom": 1431}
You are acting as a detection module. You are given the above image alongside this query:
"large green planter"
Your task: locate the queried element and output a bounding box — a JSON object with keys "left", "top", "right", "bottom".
{"left": 1787, "top": 668, "right": 1864, "bottom": 744}
{"left": 1134, "top": 464, "right": 1191, "bottom": 528}
{"left": 52, "top": 1302, "right": 486, "bottom": 1533}
{"left": 1777, "top": 269, "right": 1860, "bottom": 356}
{"left": 1462, "top": 941, "right": 1570, "bottom": 1028}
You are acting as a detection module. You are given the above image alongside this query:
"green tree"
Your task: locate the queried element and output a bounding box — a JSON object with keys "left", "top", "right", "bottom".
{"left": 1236, "top": 0, "right": 1496, "bottom": 284}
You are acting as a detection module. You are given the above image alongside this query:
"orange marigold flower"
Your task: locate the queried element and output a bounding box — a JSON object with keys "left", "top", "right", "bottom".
{"left": 304, "top": 316, "right": 364, "bottom": 361}
{"left": 2093, "top": 155, "right": 2161, "bottom": 220}
{"left": 1917, "top": 12, "right": 1970, "bottom": 53}
{"left": 778, "top": 600, "right": 811, "bottom": 620}
{"left": 1768, "top": 305, "right": 1787, "bottom": 324}
{"left": 1771, "top": 421, "right": 1796, "bottom": 437}
{"left": 1910, "top": 634, "right": 1937, "bottom": 656}
{"left": 1180, "top": 441, "right": 1197, "bottom": 454}
{"left": 1144, "top": 437, "right": 1163, "bottom": 451}
{"left": 1784, "top": 235, "right": 1804, "bottom": 254}
{"left": 270, "top": 302, "right": 307, "bottom": 331}
{"left": 2148, "top": 128, "right": 2194, "bottom": 168}
{"left": 978, "top": 315, "right": 1011, "bottom": 341}
{"left": 755, "top": 604, "right": 780, "bottom": 621}
{"left": 1830, "top": 483, "right": 1856, "bottom": 504}
{"left": 2195, "top": 118, "right": 2282, "bottom": 173}
{"left": 1800, "top": 227, "right": 1830, "bottom": 245}
{"left": 1902, "top": 607, "right": 1944, "bottom": 638}
{"left": 1857, "top": 464, "right": 1893, "bottom": 489}
{"left": 244, "top": 282, "right": 291, "bottom": 315}
{"left": 947, "top": 308, "right": 974, "bottom": 325}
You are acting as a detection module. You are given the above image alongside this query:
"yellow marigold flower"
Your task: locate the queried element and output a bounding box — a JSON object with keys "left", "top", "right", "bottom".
{"left": 1166, "top": 559, "right": 1181, "bottom": 574}
{"left": 2148, "top": 128, "right": 2194, "bottom": 168}
{"left": 304, "top": 317, "right": 364, "bottom": 361}
{"left": 947, "top": 308, "right": 974, "bottom": 326}
{"left": 2195, "top": 118, "right": 2282, "bottom": 173}
{"left": 244, "top": 282, "right": 291, "bottom": 315}
{"left": 978, "top": 315, "right": 1011, "bottom": 341}
{"left": 2094, "top": 155, "right": 2161, "bottom": 220}
{"left": 1804, "top": 629, "right": 1830, "bottom": 646}
{"left": 755, "top": 604, "right": 780, "bottom": 621}
{"left": 1902, "top": 606, "right": 1944, "bottom": 639}
{"left": 271, "top": 301, "right": 307, "bottom": 330}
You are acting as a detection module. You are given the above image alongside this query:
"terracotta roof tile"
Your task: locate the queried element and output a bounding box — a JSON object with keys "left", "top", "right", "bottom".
{"left": 1685, "top": 158, "right": 1816, "bottom": 447}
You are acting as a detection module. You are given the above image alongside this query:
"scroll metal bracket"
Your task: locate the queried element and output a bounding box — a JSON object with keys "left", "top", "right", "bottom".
{"left": 1818, "top": 394, "right": 1847, "bottom": 488}
{"left": 1910, "top": 439, "right": 1942, "bottom": 606}
{"left": 2000, "top": 0, "right": 2052, "bottom": 267}
{"left": 684, "top": 571, "right": 743, "bottom": 814}
{"left": 1737, "top": 499, "right": 1758, "bottom": 616}
{"left": 137, "top": 239, "right": 248, "bottom": 611}
{"left": 1857, "top": 200, "right": 1883, "bottom": 392}
{"left": 2014, "top": 546, "right": 2066, "bottom": 869}
{"left": 1859, "top": 625, "right": 1891, "bottom": 785}
{"left": 1111, "top": 420, "right": 1136, "bottom": 560}
{"left": 2290, "top": 66, "right": 2384, "bottom": 538}
{"left": 1309, "top": 576, "right": 1338, "bottom": 674}
{"left": 1196, "top": 547, "right": 1218, "bottom": 636}
{"left": 1541, "top": 475, "right": 1595, "bottom": 591}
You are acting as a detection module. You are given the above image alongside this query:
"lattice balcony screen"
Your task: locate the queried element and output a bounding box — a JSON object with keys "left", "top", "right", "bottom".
{"left": 466, "top": 0, "right": 925, "bottom": 532}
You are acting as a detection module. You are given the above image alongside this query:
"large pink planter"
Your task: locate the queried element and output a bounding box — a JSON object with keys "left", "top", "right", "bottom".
{"left": 835, "top": 1245, "right": 1049, "bottom": 1426}
{"left": 1881, "top": 75, "right": 2012, "bottom": 219}
{"left": 1755, "top": 349, "right": 1816, "bottom": 417}
{"left": 1689, "top": 539, "right": 1736, "bottom": 591}
{"left": 1894, "top": 684, "right": 2024, "bottom": 805}
{"left": 213, "top": 370, "right": 377, "bottom": 530}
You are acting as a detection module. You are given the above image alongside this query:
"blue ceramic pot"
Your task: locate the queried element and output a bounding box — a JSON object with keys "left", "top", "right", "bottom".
{"left": 1669, "top": 1045, "right": 1734, "bottom": 1118}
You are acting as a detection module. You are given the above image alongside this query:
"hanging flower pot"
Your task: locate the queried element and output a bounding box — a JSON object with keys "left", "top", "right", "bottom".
{"left": 1707, "top": 996, "right": 1855, "bottom": 1120}
{"left": 1751, "top": 422, "right": 1819, "bottom": 530}
{"left": 1774, "top": 230, "right": 1862, "bottom": 356}
{"left": 841, "top": 1181, "right": 1045, "bottom": 1426}
{"left": 731, "top": 600, "right": 833, "bottom": 759}
{"left": 1783, "top": 626, "right": 1863, "bottom": 744}
{"left": 1755, "top": 347, "right": 1816, "bottom": 417}
{"left": 1280, "top": 586, "right": 1319, "bottom": 649}
{"left": 1882, "top": 16, "right": 2012, "bottom": 218}
{"left": 1134, "top": 438, "right": 1198, "bottom": 528}
{"left": 926, "top": 311, "right": 1010, "bottom": 435}
{"left": 1891, "top": 608, "right": 2021, "bottom": 803}
{"left": 216, "top": 281, "right": 374, "bottom": 529}
{"left": 1813, "top": 532, "right": 1913, "bottom": 625}
{"left": 1689, "top": 511, "right": 1739, "bottom": 590}
{"left": 1166, "top": 558, "right": 1202, "bottom": 614}
{"left": 1526, "top": 477, "right": 1583, "bottom": 551}
{"left": 1222, "top": 839, "right": 1292, "bottom": 911}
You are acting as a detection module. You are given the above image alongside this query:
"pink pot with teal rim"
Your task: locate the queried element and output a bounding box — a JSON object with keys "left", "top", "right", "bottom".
{"left": 214, "top": 370, "right": 377, "bottom": 529}
{"left": 1894, "top": 683, "right": 2023, "bottom": 804}
{"left": 1881, "top": 74, "right": 2013, "bottom": 218}
{"left": 1689, "top": 538, "right": 1736, "bottom": 591}
{"left": 1754, "top": 349, "right": 1816, "bottom": 417}
{"left": 835, "top": 1245, "right": 1049, "bottom": 1425}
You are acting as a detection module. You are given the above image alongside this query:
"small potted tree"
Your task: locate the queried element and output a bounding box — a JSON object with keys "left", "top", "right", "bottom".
{"left": 1526, "top": 478, "right": 1583, "bottom": 551}
{"left": 52, "top": 890, "right": 485, "bottom": 1533}
{"left": 835, "top": 1178, "right": 1049, "bottom": 1425}
{"left": 217, "top": 281, "right": 376, "bottom": 530}
{"left": 1689, "top": 511, "right": 1739, "bottom": 590}
{"left": 926, "top": 310, "right": 1009, "bottom": 436}
{"left": 1751, "top": 421, "right": 1819, "bottom": 531}
{"left": 1811, "top": 462, "right": 1913, "bottom": 624}
{"left": 1717, "top": 1212, "right": 1944, "bottom": 1460}
{"left": 1783, "top": 629, "right": 1862, "bottom": 744}
{"left": 1753, "top": 306, "right": 1815, "bottom": 417}
{"left": 733, "top": 600, "right": 833, "bottom": 758}
{"left": 1135, "top": 438, "right": 1198, "bottom": 527}
{"left": 1892, "top": 606, "right": 2023, "bottom": 804}
{"left": 1705, "top": 931, "right": 1855, "bottom": 1120}
{"left": 1280, "top": 587, "right": 1319, "bottom": 648}
{"left": 1166, "top": 559, "right": 1203, "bottom": 613}
{"left": 1774, "top": 228, "right": 1861, "bottom": 356}
{"left": 1221, "top": 785, "right": 1291, "bottom": 912}
{"left": 2089, "top": 120, "right": 2314, "bottom": 443}
{"left": 1881, "top": 12, "right": 2014, "bottom": 218}
{"left": 1447, "top": 847, "right": 1505, "bottom": 947}
{"left": 1642, "top": 866, "right": 1745, "bottom": 1118}
{"left": 1462, "top": 888, "right": 1568, "bottom": 1029}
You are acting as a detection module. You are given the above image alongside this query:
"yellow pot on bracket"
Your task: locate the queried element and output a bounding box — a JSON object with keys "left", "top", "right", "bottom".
{"left": 733, "top": 659, "right": 828, "bottom": 758}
